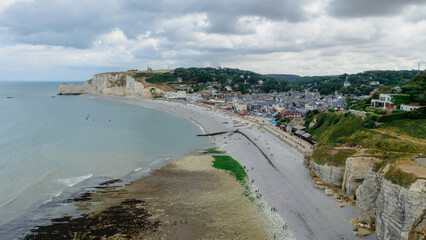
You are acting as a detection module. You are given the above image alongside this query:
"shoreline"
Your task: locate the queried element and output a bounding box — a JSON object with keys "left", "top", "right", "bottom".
{"left": 86, "top": 94, "right": 375, "bottom": 239}
{"left": 26, "top": 94, "right": 375, "bottom": 239}
{"left": 25, "top": 154, "right": 291, "bottom": 239}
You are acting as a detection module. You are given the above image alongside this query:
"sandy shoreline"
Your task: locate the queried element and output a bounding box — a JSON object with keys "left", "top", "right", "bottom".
{"left": 26, "top": 94, "right": 375, "bottom": 240}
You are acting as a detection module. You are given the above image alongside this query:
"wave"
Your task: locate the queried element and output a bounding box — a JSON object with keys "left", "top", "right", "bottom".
{"left": 42, "top": 191, "right": 63, "bottom": 205}
{"left": 133, "top": 167, "right": 142, "bottom": 172}
{"left": 54, "top": 174, "right": 93, "bottom": 188}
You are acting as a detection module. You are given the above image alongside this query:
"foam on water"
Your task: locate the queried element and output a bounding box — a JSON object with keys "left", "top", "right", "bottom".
{"left": 54, "top": 173, "right": 94, "bottom": 187}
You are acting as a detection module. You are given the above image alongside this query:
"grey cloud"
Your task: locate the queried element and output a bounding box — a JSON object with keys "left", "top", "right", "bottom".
{"left": 0, "top": 0, "right": 309, "bottom": 48}
{"left": 203, "top": 0, "right": 308, "bottom": 34}
{"left": 328, "top": 0, "right": 426, "bottom": 18}
{"left": 0, "top": 0, "right": 119, "bottom": 48}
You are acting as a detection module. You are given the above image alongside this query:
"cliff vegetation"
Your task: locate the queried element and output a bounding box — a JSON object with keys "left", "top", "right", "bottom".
{"left": 305, "top": 109, "right": 425, "bottom": 187}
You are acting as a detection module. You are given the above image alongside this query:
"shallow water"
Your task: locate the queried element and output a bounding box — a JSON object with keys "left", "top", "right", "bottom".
{"left": 0, "top": 81, "right": 210, "bottom": 239}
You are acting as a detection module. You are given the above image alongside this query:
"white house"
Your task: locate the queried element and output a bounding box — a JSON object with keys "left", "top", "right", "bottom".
{"left": 400, "top": 104, "right": 421, "bottom": 111}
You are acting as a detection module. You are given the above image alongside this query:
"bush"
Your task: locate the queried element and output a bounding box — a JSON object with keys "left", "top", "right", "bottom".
{"left": 391, "top": 109, "right": 405, "bottom": 114}
{"left": 392, "top": 94, "right": 411, "bottom": 105}
{"left": 364, "top": 119, "right": 374, "bottom": 128}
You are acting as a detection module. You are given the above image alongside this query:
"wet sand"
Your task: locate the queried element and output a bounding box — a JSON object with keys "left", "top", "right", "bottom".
{"left": 26, "top": 155, "right": 289, "bottom": 239}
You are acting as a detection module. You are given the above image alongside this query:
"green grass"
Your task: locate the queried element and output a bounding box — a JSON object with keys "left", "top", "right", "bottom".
{"left": 205, "top": 148, "right": 226, "bottom": 154}
{"left": 344, "top": 130, "right": 423, "bottom": 153}
{"left": 384, "top": 166, "right": 417, "bottom": 188}
{"left": 378, "top": 119, "right": 426, "bottom": 139}
{"left": 311, "top": 147, "right": 356, "bottom": 167}
{"left": 307, "top": 112, "right": 424, "bottom": 153}
{"left": 306, "top": 111, "right": 424, "bottom": 188}
{"left": 307, "top": 112, "right": 364, "bottom": 146}
{"left": 364, "top": 149, "right": 378, "bottom": 154}
{"left": 212, "top": 155, "right": 247, "bottom": 182}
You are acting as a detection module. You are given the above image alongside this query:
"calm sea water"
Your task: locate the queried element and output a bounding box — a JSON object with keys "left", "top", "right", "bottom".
{"left": 0, "top": 81, "right": 210, "bottom": 239}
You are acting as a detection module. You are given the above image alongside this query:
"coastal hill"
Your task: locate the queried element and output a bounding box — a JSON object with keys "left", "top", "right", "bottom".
{"left": 305, "top": 108, "right": 426, "bottom": 239}
{"left": 59, "top": 68, "right": 423, "bottom": 97}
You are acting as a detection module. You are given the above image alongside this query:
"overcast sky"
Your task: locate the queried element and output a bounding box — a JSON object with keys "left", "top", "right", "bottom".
{"left": 0, "top": 0, "right": 425, "bottom": 81}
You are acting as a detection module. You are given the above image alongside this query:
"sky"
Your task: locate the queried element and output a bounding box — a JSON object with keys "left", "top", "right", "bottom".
{"left": 0, "top": 0, "right": 425, "bottom": 81}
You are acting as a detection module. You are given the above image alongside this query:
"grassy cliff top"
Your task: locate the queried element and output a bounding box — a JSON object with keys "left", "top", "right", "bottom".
{"left": 306, "top": 110, "right": 426, "bottom": 187}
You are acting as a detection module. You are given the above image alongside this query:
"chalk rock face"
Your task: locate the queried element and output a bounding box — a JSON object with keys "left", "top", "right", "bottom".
{"left": 58, "top": 73, "right": 145, "bottom": 97}
{"left": 355, "top": 170, "right": 382, "bottom": 228}
{"left": 342, "top": 156, "right": 377, "bottom": 200}
{"left": 375, "top": 179, "right": 426, "bottom": 240}
{"left": 89, "top": 73, "right": 144, "bottom": 97}
{"left": 58, "top": 83, "right": 88, "bottom": 95}
{"left": 310, "top": 160, "right": 345, "bottom": 187}
{"left": 356, "top": 170, "right": 426, "bottom": 240}
{"left": 125, "top": 75, "right": 144, "bottom": 97}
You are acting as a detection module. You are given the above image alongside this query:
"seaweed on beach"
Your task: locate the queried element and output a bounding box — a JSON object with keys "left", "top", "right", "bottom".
{"left": 99, "top": 179, "right": 122, "bottom": 186}
{"left": 24, "top": 199, "right": 159, "bottom": 240}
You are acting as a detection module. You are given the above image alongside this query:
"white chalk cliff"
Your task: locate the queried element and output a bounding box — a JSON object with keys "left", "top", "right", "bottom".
{"left": 58, "top": 73, "right": 145, "bottom": 97}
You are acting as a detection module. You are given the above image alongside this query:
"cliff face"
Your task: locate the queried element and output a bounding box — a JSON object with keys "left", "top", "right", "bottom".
{"left": 58, "top": 73, "right": 148, "bottom": 97}
{"left": 310, "top": 156, "right": 426, "bottom": 240}
{"left": 356, "top": 171, "right": 426, "bottom": 240}
{"left": 342, "top": 156, "right": 378, "bottom": 200}
{"left": 310, "top": 160, "right": 345, "bottom": 187}
{"left": 88, "top": 73, "right": 144, "bottom": 97}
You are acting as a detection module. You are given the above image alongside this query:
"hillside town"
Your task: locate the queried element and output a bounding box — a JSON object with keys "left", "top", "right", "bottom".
{"left": 165, "top": 89, "right": 347, "bottom": 119}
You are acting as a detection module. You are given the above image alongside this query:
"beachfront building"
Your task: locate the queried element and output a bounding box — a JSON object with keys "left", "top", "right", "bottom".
{"left": 186, "top": 94, "right": 201, "bottom": 102}
{"left": 177, "top": 91, "right": 187, "bottom": 99}
{"left": 164, "top": 91, "right": 178, "bottom": 99}
{"left": 233, "top": 99, "right": 248, "bottom": 111}
{"left": 280, "top": 109, "right": 302, "bottom": 119}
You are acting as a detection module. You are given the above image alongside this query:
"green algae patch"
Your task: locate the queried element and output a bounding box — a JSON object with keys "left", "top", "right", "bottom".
{"left": 212, "top": 155, "right": 247, "bottom": 182}
{"left": 205, "top": 148, "right": 227, "bottom": 154}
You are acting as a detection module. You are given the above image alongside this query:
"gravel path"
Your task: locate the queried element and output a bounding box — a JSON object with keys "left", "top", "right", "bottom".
{"left": 89, "top": 95, "right": 376, "bottom": 240}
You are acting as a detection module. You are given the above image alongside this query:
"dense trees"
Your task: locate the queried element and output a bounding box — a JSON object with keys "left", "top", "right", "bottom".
{"left": 134, "top": 67, "right": 424, "bottom": 101}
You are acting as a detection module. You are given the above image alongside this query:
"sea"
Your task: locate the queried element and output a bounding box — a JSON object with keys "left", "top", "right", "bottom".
{"left": 0, "top": 81, "right": 211, "bottom": 239}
